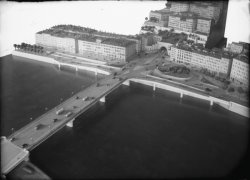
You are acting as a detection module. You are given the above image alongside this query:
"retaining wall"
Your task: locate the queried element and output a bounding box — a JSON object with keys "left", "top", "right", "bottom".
{"left": 127, "top": 78, "right": 249, "bottom": 118}
{"left": 12, "top": 51, "right": 57, "bottom": 65}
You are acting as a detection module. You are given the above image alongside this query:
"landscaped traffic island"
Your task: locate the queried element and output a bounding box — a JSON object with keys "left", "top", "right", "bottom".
{"left": 153, "top": 64, "right": 192, "bottom": 81}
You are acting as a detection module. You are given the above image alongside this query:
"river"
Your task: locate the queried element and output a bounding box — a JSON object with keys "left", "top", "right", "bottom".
{"left": 1, "top": 55, "right": 249, "bottom": 178}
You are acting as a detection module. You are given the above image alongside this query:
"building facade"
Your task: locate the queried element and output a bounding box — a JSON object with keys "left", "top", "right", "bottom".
{"left": 78, "top": 38, "right": 136, "bottom": 63}
{"left": 36, "top": 27, "right": 137, "bottom": 63}
{"left": 169, "top": 44, "right": 231, "bottom": 75}
{"left": 168, "top": 13, "right": 197, "bottom": 33}
{"left": 227, "top": 42, "right": 245, "bottom": 54}
{"left": 196, "top": 18, "right": 213, "bottom": 34}
{"left": 189, "top": 2, "right": 221, "bottom": 23}
{"left": 36, "top": 33, "right": 76, "bottom": 53}
{"left": 187, "top": 32, "right": 208, "bottom": 46}
{"left": 230, "top": 55, "right": 249, "bottom": 88}
{"left": 169, "top": 2, "right": 190, "bottom": 12}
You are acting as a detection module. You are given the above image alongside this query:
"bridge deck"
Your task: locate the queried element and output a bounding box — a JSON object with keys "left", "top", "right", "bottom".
{"left": 8, "top": 75, "right": 125, "bottom": 150}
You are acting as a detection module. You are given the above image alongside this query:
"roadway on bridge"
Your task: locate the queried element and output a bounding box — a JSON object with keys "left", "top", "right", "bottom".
{"left": 8, "top": 74, "right": 124, "bottom": 150}
{"left": 7, "top": 51, "right": 163, "bottom": 151}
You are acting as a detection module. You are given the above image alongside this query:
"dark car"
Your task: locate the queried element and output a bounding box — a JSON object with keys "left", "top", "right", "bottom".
{"left": 53, "top": 118, "right": 59, "bottom": 123}
{"left": 22, "top": 143, "right": 29, "bottom": 148}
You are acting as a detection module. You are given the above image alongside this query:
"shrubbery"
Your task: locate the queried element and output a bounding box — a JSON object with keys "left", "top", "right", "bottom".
{"left": 228, "top": 87, "right": 235, "bottom": 92}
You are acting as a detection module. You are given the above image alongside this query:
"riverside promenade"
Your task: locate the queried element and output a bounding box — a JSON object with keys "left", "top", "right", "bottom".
{"left": 8, "top": 75, "right": 125, "bottom": 151}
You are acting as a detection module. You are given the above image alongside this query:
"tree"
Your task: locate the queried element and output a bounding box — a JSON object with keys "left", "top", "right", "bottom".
{"left": 205, "top": 88, "right": 212, "bottom": 92}
{"left": 13, "top": 44, "right": 17, "bottom": 50}
{"left": 222, "top": 84, "right": 228, "bottom": 90}
{"left": 237, "top": 87, "right": 244, "bottom": 94}
{"left": 145, "top": 17, "right": 148, "bottom": 21}
{"left": 228, "top": 87, "right": 235, "bottom": 93}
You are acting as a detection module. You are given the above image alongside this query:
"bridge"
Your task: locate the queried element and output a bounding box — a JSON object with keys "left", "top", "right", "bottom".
{"left": 2, "top": 74, "right": 129, "bottom": 175}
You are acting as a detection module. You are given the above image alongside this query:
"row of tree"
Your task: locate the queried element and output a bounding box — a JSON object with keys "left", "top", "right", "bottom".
{"left": 14, "top": 43, "right": 44, "bottom": 54}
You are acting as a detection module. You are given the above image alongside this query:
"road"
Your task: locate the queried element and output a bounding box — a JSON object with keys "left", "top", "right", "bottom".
{"left": 7, "top": 51, "right": 176, "bottom": 151}
{"left": 8, "top": 74, "right": 125, "bottom": 150}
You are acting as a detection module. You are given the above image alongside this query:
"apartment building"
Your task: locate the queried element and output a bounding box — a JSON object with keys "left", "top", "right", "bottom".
{"left": 36, "top": 33, "right": 76, "bottom": 53}
{"left": 187, "top": 32, "right": 208, "bottom": 46}
{"left": 189, "top": 2, "right": 221, "bottom": 23}
{"left": 144, "top": 9, "right": 172, "bottom": 28}
{"left": 196, "top": 18, "right": 213, "bottom": 34}
{"left": 169, "top": 1, "right": 190, "bottom": 12}
{"left": 169, "top": 43, "right": 231, "bottom": 75}
{"left": 227, "top": 42, "right": 250, "bottom": 54}
{"left": 78, "top": 37, "right": 136, "bottom": 63}
{"left": 51, "top": 24, "right": 142, "bottom": 53}
{"left": 230, "top": 55, "right": 249, "bottom": 88}
{"left": 168, "top": 13, "right": 197, "bottom": 33}
{"left": 36, "top": 27, "right": 137, "bottom": 63}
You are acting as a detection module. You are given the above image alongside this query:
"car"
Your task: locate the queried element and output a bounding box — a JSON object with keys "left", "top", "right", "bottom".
{"left": 65, "top": 112, "right": 73, "bottom": 117}
{"left": 22, "top": 143, "right": 29, "bottom": 148}
{"left": 53, "top": 118, "right": 59, "bottom": 123}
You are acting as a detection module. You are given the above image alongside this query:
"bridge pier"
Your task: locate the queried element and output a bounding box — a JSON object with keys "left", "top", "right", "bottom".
{"left": 58, "top": 63, "right": 61, "bottom": 70}
{"left": 66, "top": 118, "right": 75, "bottom": 127}
{"left": 153, "top": 83, "right": 156, "bottom": 91}
{"left": 180, "top": 92, "right": 183, "bottom": 98}
{"left": 100, "top": 96, "right": 106, "bottom": 103}
{"left": 210, "top": 100, "right": 213, "bottom": 106}
{"left": 122, "top": 80, "right": 130, "bottom": 86}
{"left": 75, "top": 66, "right": 78, "bottom": 71}
{"left": 95, "top": 70, "right": 98, "bottom": 76}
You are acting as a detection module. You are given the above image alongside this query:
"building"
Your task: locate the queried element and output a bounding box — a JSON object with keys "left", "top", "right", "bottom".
{"left": 144, "top": 9, "right": 173, "bottom": 28}
{"left": 189, "top": 2, "right": 221, "bottom": 23}
{"left": 78, "top": 37, "right": 136, "bottom": 63}
{"left": 187, "top": 32, "right": 208, "bottom": 46}
{"left": 157, "top": 31, "right": 187, "bottom": 54}
{"left": 36, "top": 32, "right": 76, "bottom": 54}
{"left": 196, "top": 17, "right": 214, "bottom": 34}
{"left": 51, "top": 24, "right": 142, "bottom": 53}
{"left": 169, "top": 42, "right": 231, "bottom": 76}
{"left": 230, "top": 54, "right": 249, "bottom": 88}
{"left": 168, "top": 12, "right": 197, "bottom": 33}
{"left": 139, "top": 33, "right": 155, "bottom": 51}
{"left": 169, "top": 1, "right": 190, "bottom": 12}
{"left": 227, "top": 42, "right": 249, "bottom": 54}
{"left": 36, "top": 26, "right": 137, "bottom": 63}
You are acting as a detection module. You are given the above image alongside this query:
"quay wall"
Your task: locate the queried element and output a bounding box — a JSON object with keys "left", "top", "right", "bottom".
{"left": 127, "top": 78, "right": 249, "bottom": 118}
{"left": 12, "top": 51, "right": 110, "bottom": 75}
{"left": 12, "top": 51, "right": 58, "bottom": 65}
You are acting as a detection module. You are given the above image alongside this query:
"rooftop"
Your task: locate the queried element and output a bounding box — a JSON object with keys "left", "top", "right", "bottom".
{"left": 160, "top": 32, "right": 187, "bottom": 44}
{"left": 193, "top": 30, "right": 209, "bottom": 36}
{"left": 174, "top": 42, "right": 234, "bottom": 59}
{"left": 170, "top": 12, "right": 197, "bottom": 19}
{"left": 235, "top": 54, "right": 249, "bottom": 64}
{"left": 37, "top": 28, "right": 136, "bottom": 47}
{"left": 232, "top": 41, "right": 250, "bottom": 49}
{"left": 49, "top": 24, "right": 141, "bottom": 40}
{"left": 150, "top": 9, "right": 172, "bottom": 15}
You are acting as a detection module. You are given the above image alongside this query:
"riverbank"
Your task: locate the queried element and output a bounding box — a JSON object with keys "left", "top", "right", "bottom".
{"left": 9, "top": 50, "right": 250, "bottom": 118}
{"left": 127, "top": 78, "right": 249, "bottom": 118}
{"left": 11, "top": 51, "right": 111, "bottom": 75}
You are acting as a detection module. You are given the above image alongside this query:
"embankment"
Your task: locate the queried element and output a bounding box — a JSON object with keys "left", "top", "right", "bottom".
{"left": 126, "top": 78, "right": 249, "bottom": 118}
{"left": 12, "top": 51, "right": 110, "bottom": 75}
{"left": 12, "top": 51, "right": 58, "bottom": 65}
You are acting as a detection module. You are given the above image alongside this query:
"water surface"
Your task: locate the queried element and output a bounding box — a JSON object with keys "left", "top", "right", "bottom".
{"left": 0, "top": 55, "right": 97, "bottom": 136}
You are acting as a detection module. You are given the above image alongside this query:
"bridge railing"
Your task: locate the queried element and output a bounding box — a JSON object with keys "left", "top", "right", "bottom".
{"left": 8, "top": 78, "right": 126, "bottom": 141}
